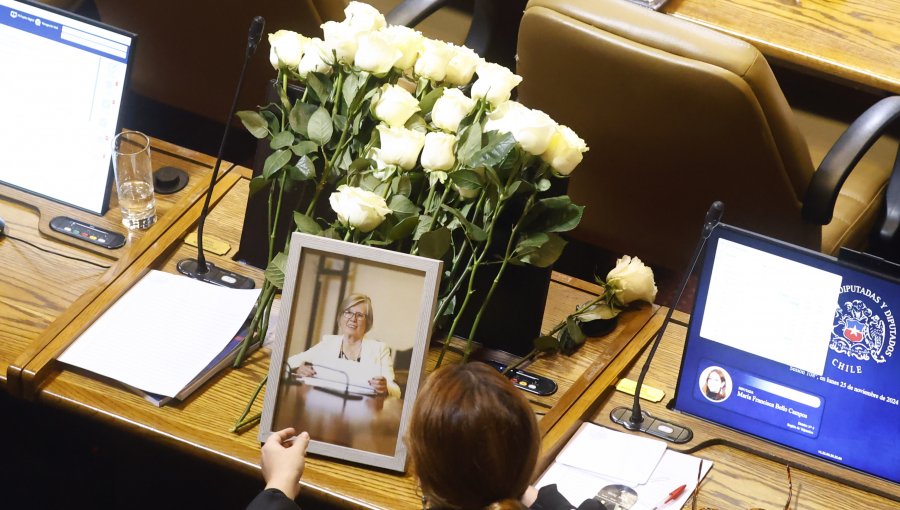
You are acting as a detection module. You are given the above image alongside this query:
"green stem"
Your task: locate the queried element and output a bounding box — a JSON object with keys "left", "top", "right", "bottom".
{"left": 232, "top": 376, "right": 267, "bottom": 432}
{"left": 503, "top": 348, "right": 539, "bottom": 375}
{"left": 233, "top": 283, "right": 276, "bottom": 367}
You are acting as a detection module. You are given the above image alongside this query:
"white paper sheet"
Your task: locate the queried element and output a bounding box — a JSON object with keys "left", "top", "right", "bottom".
{"left": 58, "top": 270, "right": 260, "bottom": 397}
{"left": 538, "top": 448, "right": 713, "bottom": 509}
{"left": 554, "top": 423, "right": 668, "bottom": 486}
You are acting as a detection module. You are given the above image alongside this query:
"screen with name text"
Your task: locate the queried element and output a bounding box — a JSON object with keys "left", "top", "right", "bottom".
{"left": 675, "top": 225, "right": 900, "bottom": 484}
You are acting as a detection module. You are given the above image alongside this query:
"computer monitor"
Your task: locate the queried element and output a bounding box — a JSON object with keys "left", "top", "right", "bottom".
{"left": 674, "top": 224, "right": 900, "bottom": 485}
{"left": 0, "top": 0, "right": 134, "bottom": 214}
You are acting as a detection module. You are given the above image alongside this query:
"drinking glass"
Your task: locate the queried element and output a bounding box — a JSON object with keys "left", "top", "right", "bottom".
{"left": 112, "top": 130, "right": 157, "bottom": 230}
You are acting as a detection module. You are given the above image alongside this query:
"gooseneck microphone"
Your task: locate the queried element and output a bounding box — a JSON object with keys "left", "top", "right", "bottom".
{"left": 611, "top": 201, "right": 724, "bottom": 443}
{"left": 177, "top": 16, "right": 265, "bottom": 289}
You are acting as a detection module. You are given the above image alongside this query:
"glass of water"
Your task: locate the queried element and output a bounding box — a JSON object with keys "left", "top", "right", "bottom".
{"left": 112, "top": 130, "right": 157, "bottom": 230}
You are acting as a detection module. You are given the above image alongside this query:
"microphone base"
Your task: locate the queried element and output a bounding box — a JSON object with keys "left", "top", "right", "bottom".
{"left": 177, "top": 258, "right": 255, "bottom": 289}
{"left": 610, "top": 406, "right": 693, "bottom": 444}
{"left": 312, "top": 386, "right": 365, "bottom": 400}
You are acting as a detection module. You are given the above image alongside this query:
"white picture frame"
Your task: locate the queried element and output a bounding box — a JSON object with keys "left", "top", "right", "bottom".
{"left": 259, "top": 233, "right": 442, "bottom": 471}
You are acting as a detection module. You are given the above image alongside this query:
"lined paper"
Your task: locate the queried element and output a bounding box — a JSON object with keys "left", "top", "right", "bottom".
{"left": 58, "top": 270, "right": 260, "bottom": 397}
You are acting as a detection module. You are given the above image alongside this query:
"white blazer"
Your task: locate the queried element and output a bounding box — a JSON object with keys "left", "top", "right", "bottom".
{"left": 287, "top": 335, "right": 401, "bottom": 398}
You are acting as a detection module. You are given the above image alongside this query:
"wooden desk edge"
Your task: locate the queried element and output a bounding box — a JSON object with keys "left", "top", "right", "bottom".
{"left": 7, "top": 169, "right": 243, "bottom": 398}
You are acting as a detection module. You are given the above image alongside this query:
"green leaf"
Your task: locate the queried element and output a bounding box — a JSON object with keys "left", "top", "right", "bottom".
{"left": 248, "top": 175, "right": 270, "bottom": 196}
{"left": 270, "top": 130, "right": 294, "bottom": 150}
{"left": 413, "top": 214, "right": 433, "bottom": 240}
{"left": 342, "top": 72, "right": 364, "bottom": 107}
{"left": 289, "top": 101, "right": 317, "bottom": 137}
{"left": 291, "top": 140, "right": 318, "bottom": 157}
{"left": 576, "top": 303, "right": 619, "bottom": 321}
{"left": 469, "top": 131, "right": 516, "bottom": 168}
{"left": 293, "top": 212, "right": 323, "bottom": 235}
{"left": 391, "top": 175, "right": 412, "bottom": 196}
{"left": 296, "top": 155, "right": 316, "bottom": 181}
{"left": 306, "top": 72, "right": 331, "bottom": 103}
{"left": 263, "top": 149, "right": 291, "bottom": 178}
{"left": 419, "top": 86, "right": 445, "bottom": 115}
{"left": 333, "top": 113, "right": 348, "bottom": 132}
{"left": 236, "top": 111, "right": 269, "bottom": 139}
{"left": 565, "top": 316, "right": 587, "bottom": 346}
{"left": 533, "top": 335, "right": 560, "bottom": 353}
{"left": 418, "top": 227, "right": 451, "bottom": 259}
{"left": 449, "top": 169, "right": 484, "bottom": 191}
{"left": 440, "top": 204, "right": 487, "bottom": 242}
{"left": 265, "top": 252, "right": 288, "bottom": 290}
{"left": 308, "top": 107, "right": 333, "bottom": 146}
{"left": 523, "top": 196, "right": 585, "bottom": 233}
{"left": 516, "top": 232, "right": 567, "bottom": 268}
{"left": 514, "top": 233, "right": 550, "bottom": 257}
{"left": 457, "top": 122, "right": 483, "bottom": 166}
{"left": 387, "top": 215, "right": 419, "bottom": 241}
{"left": 389, "top": 195, "right": 419, "bottom": 218}
{"left": 404, "top": 113, "right": 427, "bottom": 133}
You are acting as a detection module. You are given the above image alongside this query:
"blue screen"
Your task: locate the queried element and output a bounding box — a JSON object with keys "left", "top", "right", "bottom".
{"left": 675, "top": 225, "right": 900, "bottom": 484}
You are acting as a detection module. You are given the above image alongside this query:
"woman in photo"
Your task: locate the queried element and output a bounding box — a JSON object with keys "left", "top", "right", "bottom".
{"left": 287, "top": 293, "right": 401, "bottom": 398}
{"left": 702, "top": 367, "right": 729, "bottom": 401}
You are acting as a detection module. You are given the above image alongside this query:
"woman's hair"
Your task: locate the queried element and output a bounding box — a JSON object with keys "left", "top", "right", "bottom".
{"left": 408, "top": 362, "right": 539, "bottom": 510}
{"left": 337, "top": 293, "right": 374, "bottom": 333}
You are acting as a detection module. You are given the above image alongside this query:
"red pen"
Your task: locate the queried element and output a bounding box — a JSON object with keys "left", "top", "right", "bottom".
{"left": 649, "top": 484, "right": 687, "bottom": 510}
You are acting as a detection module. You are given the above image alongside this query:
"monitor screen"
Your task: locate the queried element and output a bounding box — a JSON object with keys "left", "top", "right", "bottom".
{"left": 674, "top": 224, "right": 900, "bottom": 484}
{"left": 0, "top": 0, "right": 134, "bottom": 214}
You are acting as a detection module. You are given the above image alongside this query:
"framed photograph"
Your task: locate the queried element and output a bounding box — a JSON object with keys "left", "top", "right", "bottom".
{"left": 259, "top": 233, "right": 442, "bottom": 471}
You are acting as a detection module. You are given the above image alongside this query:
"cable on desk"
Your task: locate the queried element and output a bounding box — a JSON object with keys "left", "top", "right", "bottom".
{"left": 5, "top": 234, "right": 111, "bottom": 269}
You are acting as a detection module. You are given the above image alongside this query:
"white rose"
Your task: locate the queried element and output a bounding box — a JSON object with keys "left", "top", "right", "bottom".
{"left": 445, "top": 44, "right": 481, "bottom": 86}
{"left": 606, "top": 255, "right": 658, "bottom": 305}
{"left": 355, "top": 30, "right": 402, "bottom": 75}
{"left": 380, "top": 25, "right": 424, "bottom": 72}
{"left": 329, "top": 185, "right": 392, "bottom": 233}
{"left": 298, "top": 38, "right": 331, "bottom": 78}
{"left": 268, "top": 30, "right": 308, "bottom": 70}
{"left": 343, "top": 1, "right": 386, "bottom": 33}
{"left": 484, "top": 102, "right": 556, "bottom": 155}
{"left": 377, "top": 124, "right": 426, "bottom": 170}
{"left": 541, "top": 125, "right": 588, "bottom": 175}
{"left": 431, "top": 88, "right": 476, "bottom": 133}
{"left": 471, "top": 62, "right": 522, "bottom": 105}
{"left": 421, "top": 132, "right": 457, "bottom": 171}
{"left": 414, "top": 39, "right": 454, "bottom": 82}
{"left": 322, "top": 21, "right": 359, "bottom": 63}
{"left": 373, "top": 84, "right": 420, "bottom": 127}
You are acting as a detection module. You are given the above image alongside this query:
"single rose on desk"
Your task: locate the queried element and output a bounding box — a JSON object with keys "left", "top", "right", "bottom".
{"left": 606, "top": 255, "right": 658, "bottom": 306}
{"left": 329, "top": 185, "right": 392, "bottom": 233}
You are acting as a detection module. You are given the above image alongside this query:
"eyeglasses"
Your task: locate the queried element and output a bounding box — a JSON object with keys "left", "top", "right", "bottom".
{"left": 343, "top": 310, "right": 366, "bottom": 321}
{"left": 691, "top": 461, "right": 791, "bottom": 510}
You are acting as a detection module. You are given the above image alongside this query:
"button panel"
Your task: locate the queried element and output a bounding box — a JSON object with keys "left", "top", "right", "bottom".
{"left": 50, "top": 216, "right": 126, "bottom": 249}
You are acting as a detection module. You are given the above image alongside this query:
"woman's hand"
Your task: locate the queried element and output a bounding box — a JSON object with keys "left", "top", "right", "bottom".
{"left": 369, "top": 376, "right": 388, "bottom": 395}
{"left": 261, "top": 428, "right": 310, "bottom": 500}
{"left": 293, "top": 363, "right": 316, "bottom": 378}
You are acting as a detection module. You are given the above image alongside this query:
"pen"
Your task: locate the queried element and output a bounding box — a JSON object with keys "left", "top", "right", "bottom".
{"left": 649, "top": 484, "right": 686, "bottom": 510}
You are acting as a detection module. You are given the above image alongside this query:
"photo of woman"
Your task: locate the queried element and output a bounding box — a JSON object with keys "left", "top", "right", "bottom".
{"left": 287, "top": 293, "right": 401, "bottom": 397}
{"left": 699, "top": 366, "right": 731, "bottom": 402}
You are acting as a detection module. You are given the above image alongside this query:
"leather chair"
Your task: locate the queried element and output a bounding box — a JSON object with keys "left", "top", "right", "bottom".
{"left": 91, "top": 0, "right": 346, "bottom": 124}
{"left": 517, "top": 0, "right": 900, "bottom": 271}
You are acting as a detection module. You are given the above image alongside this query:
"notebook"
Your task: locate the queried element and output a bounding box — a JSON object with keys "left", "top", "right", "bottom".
{"left": 0, "top": 0, "right": 135, "bottom": 214}
{"left": 674, "top": 223, "right": 900, "bottom": 485}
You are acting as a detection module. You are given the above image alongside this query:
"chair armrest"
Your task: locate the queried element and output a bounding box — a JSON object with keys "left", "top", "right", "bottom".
{"left": 802, "top": 96, "right": 900, "bottom": 225}
{"left": 385, "top": 0, "right": 451, "bottom": 27}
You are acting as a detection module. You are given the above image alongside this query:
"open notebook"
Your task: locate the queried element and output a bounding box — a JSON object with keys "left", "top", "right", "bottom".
{"left": 675, "top": 224, "right": 900, "bottom": 485}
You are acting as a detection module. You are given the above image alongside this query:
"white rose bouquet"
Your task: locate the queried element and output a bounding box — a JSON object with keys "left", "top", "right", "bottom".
{"left": 232, "top": 1, "right": 590, "bottom": 369}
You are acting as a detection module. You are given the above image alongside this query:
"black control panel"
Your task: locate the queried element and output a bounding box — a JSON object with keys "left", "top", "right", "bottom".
{"left": 485, "top": 360, "right": 558, "bottom": 396}
{"left": 49, "top": 216, "right": 126, "bottom": 249}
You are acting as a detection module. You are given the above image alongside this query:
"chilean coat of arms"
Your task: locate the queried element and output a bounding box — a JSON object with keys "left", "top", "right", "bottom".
{"left": 831, "top": 299, "right": 887, "bottom": 363}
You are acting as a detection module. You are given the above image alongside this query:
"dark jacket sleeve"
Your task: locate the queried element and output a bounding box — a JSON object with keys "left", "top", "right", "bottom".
{"left": 529, "top": 484, "right": 607, "bottom": 510}
{"left": 246, "top": 488, "right": 300, "bottom": 510}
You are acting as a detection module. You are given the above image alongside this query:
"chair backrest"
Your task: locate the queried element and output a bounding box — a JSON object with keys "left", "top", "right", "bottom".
{"left": 92, "top": 0, "right": 345, "bottom": 123}
{"left": 517, "top": 0, "right": 821, "bottom": 270}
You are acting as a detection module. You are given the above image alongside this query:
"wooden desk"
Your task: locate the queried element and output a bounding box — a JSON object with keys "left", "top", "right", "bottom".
{"left": 664, "top": 0, "right": 900, "bottom": 95}
{"left": 541, "top": 310, "right": 900, "bottom": 508}
{"left": 0, "top": 137, "right": 232, "bottom": 394}
{"left": 13, "top": 172, "right": 658, "bottom": 509}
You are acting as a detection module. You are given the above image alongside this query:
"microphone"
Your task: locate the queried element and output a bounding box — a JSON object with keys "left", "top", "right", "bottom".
{"left": 610, "top": 201, "right": 724, "bottom": 443}
{"left": 177, "top": 16, "right": 265, "bottom": 289}
{"left": 304, "top": 363, "right": 365, "bottom": 401}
